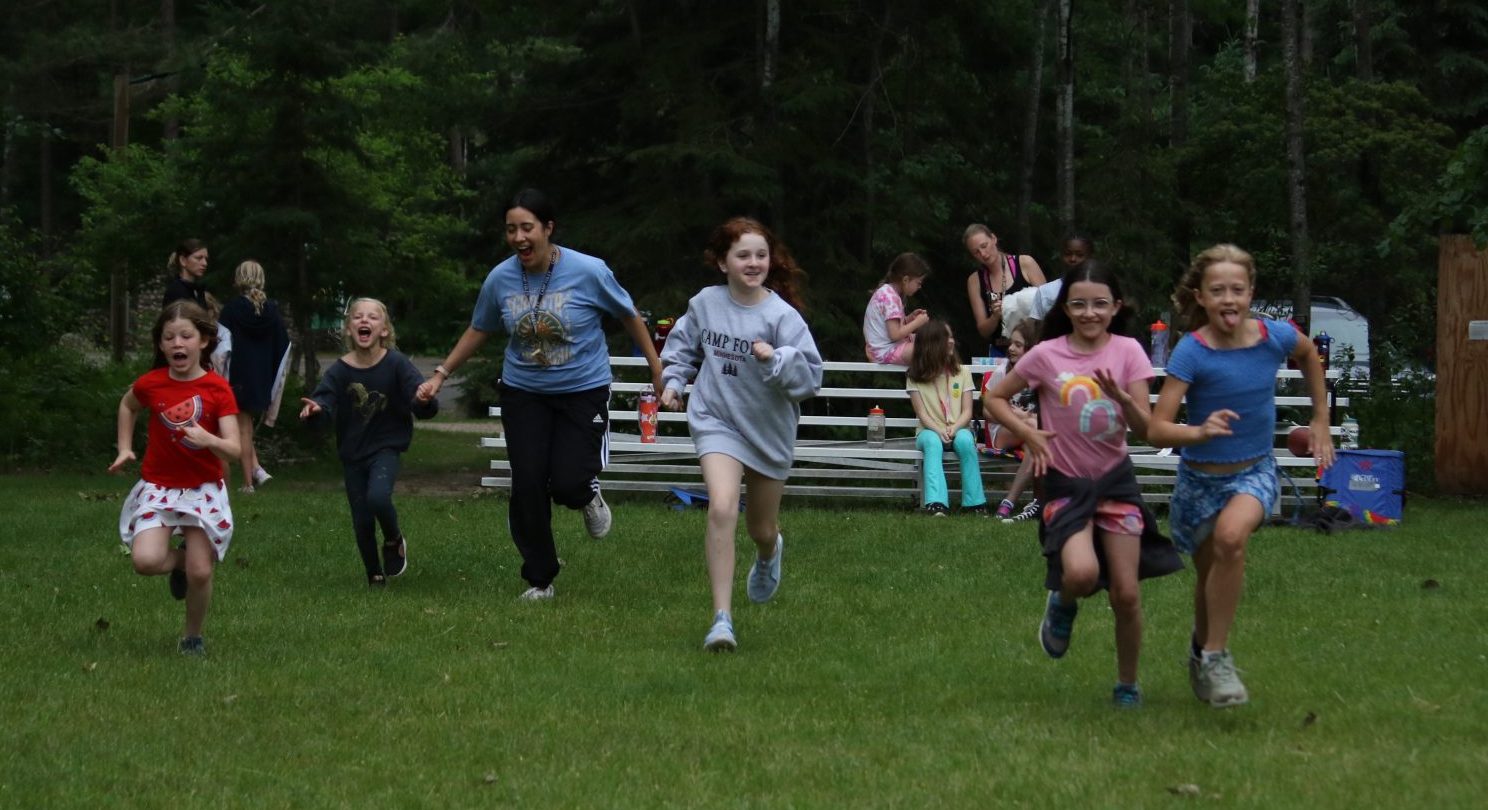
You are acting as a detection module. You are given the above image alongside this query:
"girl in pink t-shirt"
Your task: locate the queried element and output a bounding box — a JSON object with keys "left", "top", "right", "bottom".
{"left": 985, "top": 260, "right": 1168, "bottom": 707}
{"left": 862, "top": 252, "right": 929, "bottom": 364}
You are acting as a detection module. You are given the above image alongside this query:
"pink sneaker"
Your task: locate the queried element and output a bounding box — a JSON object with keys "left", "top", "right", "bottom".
{"left": 994, "top": 499, "right": 1015, "bottom": 520}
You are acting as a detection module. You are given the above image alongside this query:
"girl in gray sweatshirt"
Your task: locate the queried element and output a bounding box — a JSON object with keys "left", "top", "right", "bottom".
{"left": 660, "top": 217, "right": 823, "bottom": 653}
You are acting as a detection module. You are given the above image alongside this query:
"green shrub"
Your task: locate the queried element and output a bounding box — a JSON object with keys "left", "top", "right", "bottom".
{"left": 1343, "top": 351, "right": 1437, "bottom": 492}
{"left": 0, "top": 349, "right": 142, "bottom": 468}
{"left": 454, "top": 355, "right": 503, "bottom": 418}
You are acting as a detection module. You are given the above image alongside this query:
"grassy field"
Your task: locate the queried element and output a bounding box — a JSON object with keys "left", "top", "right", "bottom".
{"left": 2, "top": 428, "right": 1485, "bottom": 808}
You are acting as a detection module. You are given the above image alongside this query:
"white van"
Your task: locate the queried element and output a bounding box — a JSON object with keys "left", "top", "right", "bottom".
{"left": 1250, "top": 296, "right": 1370, "bottom": 379}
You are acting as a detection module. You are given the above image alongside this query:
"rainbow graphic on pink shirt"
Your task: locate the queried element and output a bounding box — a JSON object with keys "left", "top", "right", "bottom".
{"left": 1058, "top": 373, "right": 1102, "bottom": 406}
{"left": 1055, "top": 372, "right": 1121, "bottom": 440}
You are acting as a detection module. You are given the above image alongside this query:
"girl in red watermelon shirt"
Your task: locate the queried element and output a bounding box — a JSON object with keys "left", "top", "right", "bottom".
{"left": 110, "top": 301, "right": 242, "bottom": 656}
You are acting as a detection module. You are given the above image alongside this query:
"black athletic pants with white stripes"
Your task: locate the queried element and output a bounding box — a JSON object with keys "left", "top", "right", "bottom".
{"left": 498, "top": 382, "right": 610, "bottom": 588}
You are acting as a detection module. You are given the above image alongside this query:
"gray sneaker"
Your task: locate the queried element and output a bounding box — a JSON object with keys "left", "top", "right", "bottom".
{"left": 1196, "top": 650, "right": 1249, "bottom": 707}
{"left": 518, "top": 584, "right": 555, "bottom": 602}
{"left": 703, "top": 611, "right": 736, "bottom": 652}
{"left": 582, "top": 487, "right": 612, "bottom": 539}
{"left": 747, "top": 534, "right": 783, "bottom": 604}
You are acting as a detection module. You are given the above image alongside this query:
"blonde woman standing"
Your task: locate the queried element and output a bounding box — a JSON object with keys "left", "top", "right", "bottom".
{"left": 217, "top": 260, "right": 291, "bottom": 492}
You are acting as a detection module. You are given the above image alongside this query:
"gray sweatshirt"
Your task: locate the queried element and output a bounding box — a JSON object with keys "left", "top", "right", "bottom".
{"left": 660, "top": 286, "right": 823, "bottom": 480}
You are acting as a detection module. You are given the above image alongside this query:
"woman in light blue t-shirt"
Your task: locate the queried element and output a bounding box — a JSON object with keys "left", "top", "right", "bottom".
{"left": 416, "top": 188, "right": 663, "bottom": 601}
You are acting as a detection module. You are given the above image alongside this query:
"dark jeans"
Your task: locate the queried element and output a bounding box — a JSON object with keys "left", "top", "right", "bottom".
{"left": 342, "top": 449, "right": 403, "bottom": 577}
{"left": 499, "top": 382, "right": 609, "bottom": 588}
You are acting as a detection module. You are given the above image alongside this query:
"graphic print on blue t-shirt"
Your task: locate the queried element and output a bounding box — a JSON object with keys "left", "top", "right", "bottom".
{"left": 1055, "top": 371, "right": 1121, "bottom": 441}
{"left": 511, "top": 288, "right": 572, "bottom": 367}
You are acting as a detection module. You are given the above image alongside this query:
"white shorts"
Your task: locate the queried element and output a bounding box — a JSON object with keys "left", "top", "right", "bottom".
{"left": 118, "top": 479, "right": 235, "bottom": 560}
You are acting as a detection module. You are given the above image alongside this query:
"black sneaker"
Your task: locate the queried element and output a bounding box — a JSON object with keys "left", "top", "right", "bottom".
{"left": 1007, "top": 499, "right": 1042, "bottom": 523}
{"left": 367, "top": 573, "right": 388, "bottom": 588}
{"left": 169, "top": 565, "right": 187, "bottom": 600}
{"left": 963, "top": 504, "right": 991, "bottom": 517}
{"left": 383, "top": 537, "right": 408, "bottom": 578}
{"left": 178, "top": 636, "right": 206, "bottom": 656}
{"left": 921, "top": 503, "right": 950, "bottom": 517}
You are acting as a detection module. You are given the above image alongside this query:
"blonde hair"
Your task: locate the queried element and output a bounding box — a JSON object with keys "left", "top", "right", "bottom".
{"left": 1172, "top": 243, "right": 1258, "bottom": 334}
{"left": 234, "top": 260, "right": 268, "bottom": 315}
{"left": 341, "top": 297, "right": 397, "bottom": 351}
{"left": 962, "top": 223, "right": 993, "bottom": 244}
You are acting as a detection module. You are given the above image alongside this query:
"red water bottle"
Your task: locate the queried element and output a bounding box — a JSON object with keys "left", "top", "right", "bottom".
{"left": 653, "top": 317, "right": 675, "bottom": 355}
{"left": 638, "top": 385, "right": 659, "bottom": 443}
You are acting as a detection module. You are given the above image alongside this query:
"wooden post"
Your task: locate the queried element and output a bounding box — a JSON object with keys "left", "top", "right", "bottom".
{"left": 1434, "top": 234, "right": 1488, "bottom": 494}
{"left": 109, "top": 71, "right": 130, "bottom": 363}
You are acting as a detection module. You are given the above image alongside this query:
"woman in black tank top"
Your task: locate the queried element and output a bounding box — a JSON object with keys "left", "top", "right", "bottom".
{"left": 962, "top": 224, "right": 1047, "bottom": 355}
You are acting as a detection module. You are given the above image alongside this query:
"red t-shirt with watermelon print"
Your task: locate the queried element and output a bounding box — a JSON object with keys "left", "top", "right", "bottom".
{"left": 133, "top": 367, "right": 239, "bottom": 489}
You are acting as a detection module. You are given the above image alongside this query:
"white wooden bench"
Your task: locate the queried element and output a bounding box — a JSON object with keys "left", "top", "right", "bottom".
{"left": 479, "top": 357, "right": 1346, "bottom": 509}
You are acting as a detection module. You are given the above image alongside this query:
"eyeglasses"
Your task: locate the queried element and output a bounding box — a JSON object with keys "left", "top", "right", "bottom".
{"left": 1065, "top": 298, "right": 1115, "bottom": 314}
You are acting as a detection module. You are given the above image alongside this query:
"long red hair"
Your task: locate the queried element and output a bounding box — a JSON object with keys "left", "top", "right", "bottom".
{"left": 703, "top": 217, "right": 807, "bottom": 312}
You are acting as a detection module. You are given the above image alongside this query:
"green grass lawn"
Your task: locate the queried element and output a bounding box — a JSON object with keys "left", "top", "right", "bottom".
{"left": 2, "top": 437, "right": 1485, "bottom": 808}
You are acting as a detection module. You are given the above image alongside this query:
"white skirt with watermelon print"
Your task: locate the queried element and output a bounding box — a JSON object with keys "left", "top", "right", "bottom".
{"left": 118, "top": 479, "right": 235, "bottom": 560}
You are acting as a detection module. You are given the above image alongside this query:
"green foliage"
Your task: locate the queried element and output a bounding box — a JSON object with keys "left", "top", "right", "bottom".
{"left": 454, "top": 357, "right": 503, "bottom": 420}
{"left": 1344, "top": 342, "right": 1438, "bottom": 490}
{"left": 1385, "top": 126, "right": 1488, "bottom": 248}
{"left": 0, "top": 214, "right": 79, "bottom": 349}
{"left": 0, "top": 349, "right": 139, "bottom": 467}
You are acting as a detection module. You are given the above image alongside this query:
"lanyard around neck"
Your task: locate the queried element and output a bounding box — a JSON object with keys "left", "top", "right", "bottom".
{"left": 521, "top": 248, "right": 557, "bottom": 311}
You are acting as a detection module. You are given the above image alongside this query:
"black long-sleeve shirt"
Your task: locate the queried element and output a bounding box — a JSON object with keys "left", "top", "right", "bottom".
{"left": 306, "top": 350, "right": 439, "bottom": 463}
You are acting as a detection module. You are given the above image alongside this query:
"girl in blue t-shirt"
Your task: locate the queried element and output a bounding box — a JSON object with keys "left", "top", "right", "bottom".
{"left": 1148, "top": 244, "right": 1335, "bottom": 709}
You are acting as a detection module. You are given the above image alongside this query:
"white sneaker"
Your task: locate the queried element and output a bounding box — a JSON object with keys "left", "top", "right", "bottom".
{"left": 582, "top": 487, "right": 612, "bottom": 539}
{"left": 253, "top": 467, "right": 272, "bottom": 486}
{"left": 747, "top": 534, "right": 783, "bottom": 604}
{"left": 703, "top": 611, "right": 736, "bottom": 652}
{"left": 518, "top": 585, "right": 554, "bottom": 602}
{"left": 1196, "top": 649, "right": 1249, "bottom": 707}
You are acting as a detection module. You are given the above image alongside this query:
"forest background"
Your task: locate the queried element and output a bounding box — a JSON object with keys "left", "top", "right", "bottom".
{"left": 1, "top": 0, "right": 1484, "bottom": 469}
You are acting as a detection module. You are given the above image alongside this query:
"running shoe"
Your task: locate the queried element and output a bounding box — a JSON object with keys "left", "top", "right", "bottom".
{"left": 1196, "top": 650, "right": 1249, "bottom": 707}
{"left": 582, "top": 487, "right": 612, "bottom": 539}
{"left": 747, "top": 535, "right": 783, "bottom": 603}
{"left": 519, "top": 585, "right": 555, "bottom": 602}
{"left": 1038, "top": 590, "right": 1079, "bottom": 658}
{"left": 703, "top": 611, "right": 736, "bottom": 652}
{"left": 383, "top": 536, "right": 408, "bottom": 578}
{"left": 1112, "top": 683, "right": 1143, "bottom": 708}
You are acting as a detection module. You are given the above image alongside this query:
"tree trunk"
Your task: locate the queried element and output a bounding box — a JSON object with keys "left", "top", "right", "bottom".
{"left": 1301, "top": 0, "right": 1315, "bottom": 69}
{"left": 448, "top": 126, "right": 466, "bottom": 177}
{"left": 161, "top": 0, "right": 179, "bottom": 141}
{"left": 1283, "top": 0, "right": 1312, "bottom": 334}
{"left": 1352, "top": 0, "right": 1373, "bottom": 81}
{"left": 761, "top": 0, "right": 783, "bottom": 228}
{"left": 860, "top": 3, "right": 888, "bottom": 266}
{"left": 111, "top": 0, "right": 132, "bottom": 361}
{"left": 1244, "top": 0, "right": 1259, "bottom": 83}
{"left": 761, "top": 0, "right": 780, "bottom": 91}
{"left": 110, "top": 72, "right": 131, "bottom": 362}
{"left": 1169, "top": 0, "right": 1191, "bottom": 271}
{"left": 39, "top": 127, "right": 53, "bottom": 256}
{"left": 1018, "top": 0, "right": 1053, "bottom": 249}
{"left": 1, "top": 84, "right": 14, "bottom": 208}
{"left": 296, "top": 242, "right": 320, "bottom": 390}
{"left": 1055, "top": 0, "right": 1075, "bottom": 233}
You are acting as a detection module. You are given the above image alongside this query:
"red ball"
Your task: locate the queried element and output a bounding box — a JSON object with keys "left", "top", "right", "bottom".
{"left": 1287, "top": 426, "right": 1313, "bottom": 458}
